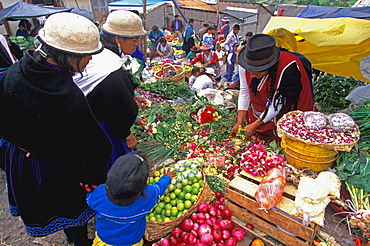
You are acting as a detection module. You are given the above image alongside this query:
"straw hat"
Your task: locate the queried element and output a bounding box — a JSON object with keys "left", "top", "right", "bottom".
{"left": 102, "top": 10, "right": 147, "bottom": 38}
{"left": 238, "top": 34, "right": 280, "bottom": 72}
{"left": 38, "top": 12, "right": 102, "bottom": 55}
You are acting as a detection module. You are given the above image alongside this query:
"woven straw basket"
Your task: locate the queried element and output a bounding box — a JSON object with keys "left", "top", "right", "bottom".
{"left": 154, "top": 63, "right": 185, "bottom": 83}
{"left": 277, "top": 110, "right": 360, "bottom": 152}
{"left": 144, "top": 168, "right": 215, "bottom": 241}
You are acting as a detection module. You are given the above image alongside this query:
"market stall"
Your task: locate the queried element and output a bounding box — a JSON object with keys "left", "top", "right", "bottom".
{"left": 126, "top": 31, "right": 370, "bottom": 246}
{"left": 0, "top": 10, "right": 367, "bottom": 246}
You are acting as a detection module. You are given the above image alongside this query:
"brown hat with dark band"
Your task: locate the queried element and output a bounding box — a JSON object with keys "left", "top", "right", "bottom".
{"left": 238, "top": 34, "right": 280, "bottom": 72}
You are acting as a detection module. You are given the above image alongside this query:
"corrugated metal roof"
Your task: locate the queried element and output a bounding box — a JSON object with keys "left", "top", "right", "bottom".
{"left": 353, "top": 0, "right": 370, "bottom": 7}
{"left": 176, "top": 0, "right": 217, "bottom": 12}
{"left": 221, "top": 9, "right": 256, "bottom": 20}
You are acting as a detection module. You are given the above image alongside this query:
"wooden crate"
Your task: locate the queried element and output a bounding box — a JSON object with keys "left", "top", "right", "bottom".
{"left": 225, "top": 171, "right": 320, "bottom": 246}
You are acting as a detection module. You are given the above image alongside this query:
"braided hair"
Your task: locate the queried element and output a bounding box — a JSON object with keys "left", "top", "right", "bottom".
{"left": 260, "top": 62, "right": 279, "bottom": 120}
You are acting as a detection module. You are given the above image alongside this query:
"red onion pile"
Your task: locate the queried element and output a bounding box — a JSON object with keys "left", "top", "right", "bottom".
{"left": 278, "top": 112, "right": 359, "bottom": 145}
{"left": 153, "top": 194, "right": 246, "bottom": 246}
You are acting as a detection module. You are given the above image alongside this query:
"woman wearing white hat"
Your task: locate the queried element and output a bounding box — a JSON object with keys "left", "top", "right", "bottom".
{"left": 0, "top": 13, "right": 112, "bottom": 245}
{"left": 74, "top": 10, "right": 149, "bottom": 170}
{"left": 219, "top": 17, "right": 230, "bottom": 42}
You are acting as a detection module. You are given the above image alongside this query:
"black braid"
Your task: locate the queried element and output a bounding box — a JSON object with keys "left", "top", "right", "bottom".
{"left": 268, "top": 62, "right": 278, "bottom": 102}
{"left": 261, "top": 62, "right": 279, "bottom": 120}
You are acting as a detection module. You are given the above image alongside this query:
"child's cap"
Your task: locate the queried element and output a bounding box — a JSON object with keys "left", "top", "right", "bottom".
{"left": 105, "top": 152, "right": 149, "bottom": 206}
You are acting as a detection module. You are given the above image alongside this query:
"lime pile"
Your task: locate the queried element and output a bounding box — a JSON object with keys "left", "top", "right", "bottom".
{"left": 10, "top": 36, "right": 35, "bottom": 50}
{"left": 146, "top": 159, "right": 204, "bottom": 223}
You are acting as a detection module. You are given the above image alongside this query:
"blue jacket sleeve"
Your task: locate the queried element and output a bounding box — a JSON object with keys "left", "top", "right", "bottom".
{"left": 148, "top": 31, "right": 154, "bottom": 40}
{"left": 153, "top": 175, "right": 171, "bottom": 198}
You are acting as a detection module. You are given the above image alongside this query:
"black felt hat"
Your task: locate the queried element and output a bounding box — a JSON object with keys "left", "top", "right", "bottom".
{"left": 233, "top": 24, "right": 240, "bottom": 30}
{"left": 238, "top": 34, "right": 280, "bottom": 72}
{"left": 105, "top": 152, "right": 149, "bottom": 206}
{"left": 245, "top": 31, "right": 253, "bottom": 37}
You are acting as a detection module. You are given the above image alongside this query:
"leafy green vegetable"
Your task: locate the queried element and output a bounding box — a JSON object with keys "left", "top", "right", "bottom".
{"left": 314, "top": 76, "right": 366, "bottom": 113}
{"left": 349, "top": 100, "right": 370, "bottom": 151}
{"left": 206, "top": 175, "right": 226, "bottom": 194}
{"left": 139, "top": 79, "right": 194, "bottom": 100}
{"left": 335, "top": 150, "right": 370, "bottom": 193}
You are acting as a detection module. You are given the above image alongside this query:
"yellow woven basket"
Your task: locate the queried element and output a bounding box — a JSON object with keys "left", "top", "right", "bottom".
{"left": 154, "top": 63, "right": 185, "bottom": 83}
{"left": 277, "top": 110, "right": 360, "bottom": 152}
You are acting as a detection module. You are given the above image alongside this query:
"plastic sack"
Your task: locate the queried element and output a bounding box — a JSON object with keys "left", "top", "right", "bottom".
{"left": 255, "top": 167, "right": 287, "bottom": 213}
{"left": 328, "top": 113, "right": 355, "bottom": 132}
{"left": 302, "top": 111, "right": 327, "bottom": 130}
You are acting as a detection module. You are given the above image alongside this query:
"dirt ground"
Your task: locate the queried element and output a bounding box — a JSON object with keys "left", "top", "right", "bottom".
{"left": 0, "top": 169, "right": 367, "bottom": 246}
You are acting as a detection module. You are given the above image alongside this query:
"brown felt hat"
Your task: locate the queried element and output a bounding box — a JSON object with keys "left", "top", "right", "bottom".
{"left": 190, "top": 46, "right": 199, "bottom": 52}
{"left": 238, "top": 34, "right": 280, "bottom": 72}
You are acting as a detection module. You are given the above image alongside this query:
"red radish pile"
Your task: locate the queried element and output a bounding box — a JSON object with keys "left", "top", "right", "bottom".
{"left": 240, "top": 143, "right": 286, "bottom": 176}
{"left": 153, "top": 194, "right": 245, "bottom": 246}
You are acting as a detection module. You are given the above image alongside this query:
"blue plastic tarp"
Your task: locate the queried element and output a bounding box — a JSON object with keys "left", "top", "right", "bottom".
{"left": 0, "top": 2, "right": 73, "bottom": 25}
{"left": 297, "top": 5, "right": 370, "bottom": 19}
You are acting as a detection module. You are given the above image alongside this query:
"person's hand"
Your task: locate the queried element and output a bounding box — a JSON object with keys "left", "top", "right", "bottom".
{"left": 137, "top": 118, "right": 147, "bottom": 127}
{"left": 152, "top": 38, "right": 156, "bottom": 42}
{"left": 125, "top": 134, "right": 138, "bottom": 150}
{"left": 80, "top": 183, "right": 98, "bottom": 192}
{"left": 230, "top": 123, "right": 242, "bottom": 136}
{"left": 163, "top": 168, "right": 177, "bottom": 179}
{"left": 134, "top": 95, "right": 152, "bottom": 109}
{"left": 243, "top": 119, "right": 264, "bottom": 137}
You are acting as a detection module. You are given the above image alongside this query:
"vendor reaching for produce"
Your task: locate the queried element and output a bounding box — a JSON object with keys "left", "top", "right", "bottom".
{"left": 156, "top": 37, "right": 175, "bottom": 62}
{"left": 191, "top": 67, "right": 217, "bottom": 91}
{"left": 230, "top": 34, "right": 314, "bottom": 141}
{"left": 148, "top": 25, "right": 164, "bottom": 61}
{"left": 190, "top": 43, "right": 221, "bottom": 80}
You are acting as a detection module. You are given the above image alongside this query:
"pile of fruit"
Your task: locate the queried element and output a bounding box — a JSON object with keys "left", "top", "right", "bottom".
{"left": 174, "top": 50, "right": 185, "bottom": 55}
{"left": 165, "top": 35, "right": 177, "bottom": 41}
{"left": 146, "top": 159, "right": 204, "bottom": 223}
{"left": 9, "top": 36, "right": 35, "bottom": 50}
{"left": 153, "top": 193, "right": 246, "bottom": 246}
{"left": 170, "top": 41, "right": 183, "bottom": 47}
{"left": 182, "top": 64, "right": 192, "bottom": 72}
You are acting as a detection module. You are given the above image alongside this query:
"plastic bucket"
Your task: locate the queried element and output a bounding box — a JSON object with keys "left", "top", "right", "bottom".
{"left": 281, "top": 138, "right": 338, "bottom": 172}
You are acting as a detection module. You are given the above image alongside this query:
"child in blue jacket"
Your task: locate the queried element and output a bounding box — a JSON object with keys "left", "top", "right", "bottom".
{"left": 87, "top": 151, "right": 176, "bottom": 246}
{"left": 223, "top": 43, "right": 238, "bottom": 82}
